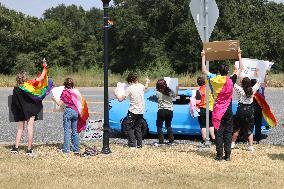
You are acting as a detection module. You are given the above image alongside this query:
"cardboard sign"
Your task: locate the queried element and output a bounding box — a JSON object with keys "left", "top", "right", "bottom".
{"left": 203, "top": 40, "right": 240, "bottom": 61}
{"left": 83, "top": 120, "right": 103, "bottom": 141}
{"left": 235, "top": 58, "right": 274, "bottom": 83}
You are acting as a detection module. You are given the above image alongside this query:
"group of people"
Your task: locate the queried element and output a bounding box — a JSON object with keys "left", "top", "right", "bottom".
{"left": 10, "top": 60, "right": 88, "bottom": 156}
{"left": 10, "top": 49, "right": 270, "bottom": 161}
{"left": 116, "top": 48, "right": 270, "bottom": 161}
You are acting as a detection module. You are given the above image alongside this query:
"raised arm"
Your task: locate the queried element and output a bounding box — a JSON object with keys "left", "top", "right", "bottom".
{"left": 263, "top": 71, "right": 268, "bottom": 87}
{"left": 234, "top": 48, "right": 243, "bottom": 76}
{"left": 144, "top": 76, "right": 150, "bottom": 90}
{"left": 36, "top": 59, "right": 48, "bottom": 82}
{"left": 238, "top": 48, "right": 243, "bottom": 71}
{"left": 201, "top": 50, "right": 209, "bottom": 75}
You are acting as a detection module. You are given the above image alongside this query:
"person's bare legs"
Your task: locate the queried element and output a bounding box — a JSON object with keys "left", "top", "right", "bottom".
{"left": 201, "top": 128, "right": 206, "bottom": 141}
{"left": 15, "top": 121, "right": 25, "bottom": 148}
{"left": 209, "top": 127, "right": 215, "bottom": 140}
{"left": 27, "top": 116, "right": 35, "bottom": 150}
{"left": 232, "top": 130, "right": 240, "bottom": 143}
{"left": 248, "top": 133, "right": 253, "bottom": 146}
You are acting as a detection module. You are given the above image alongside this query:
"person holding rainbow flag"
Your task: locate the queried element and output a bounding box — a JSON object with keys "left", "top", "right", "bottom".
{"left": 11, "top": 59, "right": 53, "bottom": 156}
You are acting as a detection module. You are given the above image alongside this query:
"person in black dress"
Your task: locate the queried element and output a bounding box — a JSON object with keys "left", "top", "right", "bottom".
{"left": 10, "top": 60, "right": 50, "bottom": 155}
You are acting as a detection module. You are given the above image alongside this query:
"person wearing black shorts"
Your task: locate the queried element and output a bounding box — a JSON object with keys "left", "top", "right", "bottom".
{"left": 232, "top": 77, "right": 260, "bottom": 151}
{"left": 195, "top": 76, "right": 215, "bottom": 145}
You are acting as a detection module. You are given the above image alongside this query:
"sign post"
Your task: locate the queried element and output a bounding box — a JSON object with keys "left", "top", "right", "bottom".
{"left": 190, "top": 0, "right": 219, "bottom": 147}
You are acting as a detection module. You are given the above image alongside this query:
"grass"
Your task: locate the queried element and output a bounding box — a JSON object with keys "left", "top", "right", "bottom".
{"left": 0, "top": 142, "right": 283, "bottom": 189}
{"left": 1, "top": 72, "right": 284, "bottom": 87}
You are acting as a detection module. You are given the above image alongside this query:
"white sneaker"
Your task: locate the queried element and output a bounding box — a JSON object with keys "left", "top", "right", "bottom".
{"left": 248, "top": 146, "right": 255, "bottom": 152}
{"left": 231, "top": 142, "right": 235, "bottom": 149}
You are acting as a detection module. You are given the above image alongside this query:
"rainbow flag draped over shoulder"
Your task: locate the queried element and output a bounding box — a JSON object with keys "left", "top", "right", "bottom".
{"left": 254, "top": 92, "right": 277, "bottom": 127}
{"left": 62, "top": 89, "right": 89, "bottom": 133}
{"left": 209, "top": 75, "right": 233, "bottom": 130}
{"left": 19, "top": 68, "right": 53, "bottom": 102}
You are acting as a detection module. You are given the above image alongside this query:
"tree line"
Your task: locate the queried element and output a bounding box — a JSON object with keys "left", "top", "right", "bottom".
{"left": 0, "top": 0, "right": 283, "bottom": 76}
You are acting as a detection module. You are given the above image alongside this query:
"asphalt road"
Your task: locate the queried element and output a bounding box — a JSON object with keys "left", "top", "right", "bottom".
{"left": 0, "top": 87, "right": 283, "bottom": 145}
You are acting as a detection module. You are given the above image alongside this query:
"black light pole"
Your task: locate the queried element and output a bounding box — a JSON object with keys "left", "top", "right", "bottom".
{"left": 101, "top": 0, "right": 111, "bottom": 154}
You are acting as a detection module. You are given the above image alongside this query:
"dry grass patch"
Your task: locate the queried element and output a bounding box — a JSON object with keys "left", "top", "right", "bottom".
{"left": 0, "top": 143, "right": 283, "bottom": 189}
{"left": 1, "top": 73, "right": 284, "bottom": 87}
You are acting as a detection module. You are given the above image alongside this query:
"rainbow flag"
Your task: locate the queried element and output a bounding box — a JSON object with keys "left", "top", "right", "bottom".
{"left": 209, "top": 75, "right": 233, "bottom": 130}
{"left": 108, "top": 20, "right": 113, "bottom": 27}
{"left": 19, "top": 68, "right": 53, "bottom": 102}
{"left": 62, "top": 89, "right": 89, "bottom": 133}
{"left": 254, "top": 92, "right": 277, "bottom": 127}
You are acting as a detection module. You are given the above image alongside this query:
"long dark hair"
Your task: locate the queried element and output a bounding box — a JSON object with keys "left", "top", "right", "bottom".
{"left": 242, "top": 77, "right": 253, "bottom": 98}
{"left": 156, "top": 79, "right": 171, "bottom": 96}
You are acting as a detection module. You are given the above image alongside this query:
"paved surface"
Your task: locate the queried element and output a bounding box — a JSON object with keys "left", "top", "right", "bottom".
{"left": 0, "top": 87, "right": 283, "bottom": 145}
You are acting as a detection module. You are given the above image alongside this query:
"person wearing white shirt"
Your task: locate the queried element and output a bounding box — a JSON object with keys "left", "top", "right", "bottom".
{"left": 116, "top": 73, "right": 150, "bottom": 148}
{"left": 231, "top": 77, "right": 261, "bottom": 152}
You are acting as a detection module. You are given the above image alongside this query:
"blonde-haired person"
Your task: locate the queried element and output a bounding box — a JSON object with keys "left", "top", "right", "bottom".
{"left": 11, "top": 61, "right": 49, "bottom": 156}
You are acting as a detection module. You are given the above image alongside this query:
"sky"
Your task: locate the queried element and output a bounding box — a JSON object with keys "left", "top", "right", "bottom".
{"left": 0, "top": 0, "right": 113, "bottom": 18}
{"left": 0, "top": 0, "right": 283, "bottom": 18}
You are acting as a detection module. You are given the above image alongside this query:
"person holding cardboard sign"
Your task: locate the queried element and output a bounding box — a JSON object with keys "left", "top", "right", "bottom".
{"left": 201, "top": 48, "right": 243, "bottom": 161}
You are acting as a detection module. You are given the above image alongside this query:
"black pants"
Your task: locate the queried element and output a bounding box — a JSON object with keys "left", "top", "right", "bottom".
{"left": 125, "top": 111, "right": 143, "bottom": 147}
{"left": 156, "top": 109, "right": 174, "bottom": 143}
{"left": 215, "top": 116, "right": 233, "bottom": 158}
{"left": 254, "top": 102, "right": 263, "bottom": 142}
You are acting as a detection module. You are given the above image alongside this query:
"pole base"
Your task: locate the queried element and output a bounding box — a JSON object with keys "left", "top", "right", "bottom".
{"left": 204, "top": 139, "right": 212, "bottom": 147}
{"left": 101, "top": 147, "right": 112, "bottom": 154}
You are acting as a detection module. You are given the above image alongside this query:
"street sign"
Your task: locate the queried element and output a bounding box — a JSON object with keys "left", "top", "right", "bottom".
{"left": 190, "top": 0, "right": 219, "bottom": 42}
{"left": 190, "top": 0, "right": 220, "bottom": 148}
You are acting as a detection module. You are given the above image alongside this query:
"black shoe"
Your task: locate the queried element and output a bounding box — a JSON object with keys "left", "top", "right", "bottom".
{"left": 167, "top": 141, "right": 176, "bottom": 146}
{"left": 26, "top": 149, "right": 34, "bottom": 156}
{"left": 11, "top": 145, "right": 19, "bottom": 154}
{"left": 74, "top": 152, "right": 80, "bottom": 156}
{"left": 215, "top": 156, "right": 223, "bottom": 161}
{"left": 137, "top": 145, "right": 142, "bottom": 148}
{"left": 224, "top": 156, "right": 231, "bottom": 161}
